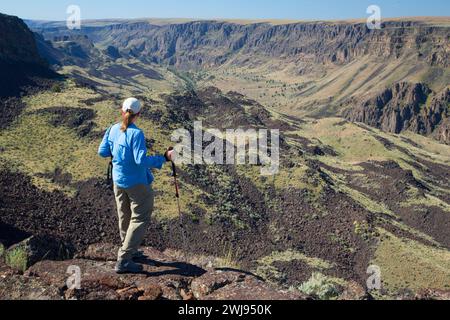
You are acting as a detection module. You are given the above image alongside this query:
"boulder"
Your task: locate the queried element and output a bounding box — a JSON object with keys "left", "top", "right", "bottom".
{"left": 191, "top": 269, "right": 306, "bottom": 300}
{"left": 414, "top": 289, "right": 450, "bottom": 301}
{"left": 4, "top": 236, "right": 71, "bottom": 273}
{"left": 191, "top": 269, "right": 248, "bottom": 299}
{"left": 202, "top": 279, "right": 305, "bottom": 300}
{"left": 338, "top": 281, "right": 370, "bottom": 300}
{"left": 0, "top": 275, "right": 62, "bottom": 300}
{"left": 75, "top": 243, "right": 118, "bottom": 261}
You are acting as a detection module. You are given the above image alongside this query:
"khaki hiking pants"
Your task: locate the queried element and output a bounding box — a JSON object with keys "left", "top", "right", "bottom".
{"left": 114, "top": 184, "right": 154, "bottom": 261}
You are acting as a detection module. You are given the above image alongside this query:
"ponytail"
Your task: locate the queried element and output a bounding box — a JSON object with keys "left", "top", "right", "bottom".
{"left": 121, "top": 110, "right": 136, "bottom": 132}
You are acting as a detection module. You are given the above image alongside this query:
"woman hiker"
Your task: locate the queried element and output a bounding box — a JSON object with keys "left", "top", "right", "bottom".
{"left": 98, "top": 97, "right": 173, "bottom": 274}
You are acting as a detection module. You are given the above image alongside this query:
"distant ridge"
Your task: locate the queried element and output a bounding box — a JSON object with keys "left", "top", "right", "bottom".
{"left": 25, "top": 16, "right": 450, "bottom": 28}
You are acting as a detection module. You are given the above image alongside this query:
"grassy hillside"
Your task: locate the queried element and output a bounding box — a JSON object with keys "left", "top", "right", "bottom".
{"left": 0, "top": 80, "right": 212, "bottom": 222}
{"left": 373, "top": 229, "right": 450, "bottom": 296}
{"left": 197, "top": 55, "right": 450, "bottom": 118}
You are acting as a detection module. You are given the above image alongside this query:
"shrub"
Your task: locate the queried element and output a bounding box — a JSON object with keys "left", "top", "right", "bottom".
{"left": 298, "top": 273, "right": 343, "bottom": 300}
{"left": 5, "top": 247, "right": 28, "bottom": 273}
{"left": 50, "top": 83, "right": 63, "bottom": 93}
{"left": 0, "top": 243, "right": 4, "bottom": 258}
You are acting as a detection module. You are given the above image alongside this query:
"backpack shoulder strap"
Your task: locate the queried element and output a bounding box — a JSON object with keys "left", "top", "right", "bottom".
{"left": 106, "top": 125, "right": 114, "bottom": 157}
{"left": 106, "top": 125, "right": 114, "bottom": 190}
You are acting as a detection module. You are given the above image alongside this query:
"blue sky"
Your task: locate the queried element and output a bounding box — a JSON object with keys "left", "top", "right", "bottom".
{"left": 0, "top": 0, "right": 449, "bottom": 21}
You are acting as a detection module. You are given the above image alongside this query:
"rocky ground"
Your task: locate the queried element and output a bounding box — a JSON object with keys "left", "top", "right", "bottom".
{"left": 0, "top": 241, "right": 310, "bottom": 300}
{"left": 2, "top": 241, "right": 448, "bottom": 301}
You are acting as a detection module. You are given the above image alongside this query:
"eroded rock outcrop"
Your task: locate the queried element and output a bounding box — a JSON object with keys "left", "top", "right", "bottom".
{"left": 191, "top": 270, "right": 304, "bottom": 300}
{"left": 344, "top": 83, "right": 449, "bottom": 144}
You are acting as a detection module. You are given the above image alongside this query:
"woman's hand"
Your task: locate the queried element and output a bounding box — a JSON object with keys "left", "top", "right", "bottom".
{"left": 164, "top": 147, "right": 174, "bottom": 162}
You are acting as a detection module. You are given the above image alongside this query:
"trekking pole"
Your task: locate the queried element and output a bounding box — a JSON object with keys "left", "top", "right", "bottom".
{"left": 170, "top": 160, "right": 188, "bottom": 261}
{"left": 171, "top": 161, "right": 182, "bottom": 217}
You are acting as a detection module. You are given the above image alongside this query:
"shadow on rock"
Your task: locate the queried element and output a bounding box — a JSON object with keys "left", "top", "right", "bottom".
{"left": 136, "top": 257, "right": 206, "bottom": 278}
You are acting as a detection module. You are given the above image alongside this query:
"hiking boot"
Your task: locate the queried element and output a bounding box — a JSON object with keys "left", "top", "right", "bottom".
{"left": 115, "top": 259, "right": 144, "bottom": 274}
{"left": 132, "top": 250, "right": 146, "bottom": 261}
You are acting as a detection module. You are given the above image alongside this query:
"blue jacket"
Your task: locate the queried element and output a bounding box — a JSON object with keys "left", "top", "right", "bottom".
{"left": 98, "top": 123, "right": 166, "bottom": 189}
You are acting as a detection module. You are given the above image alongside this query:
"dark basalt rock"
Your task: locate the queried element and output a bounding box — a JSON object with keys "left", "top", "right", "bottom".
{"left": 105, "top": 46, "right": 121, "bottom": 60}
{"left": 344, "top": 83, "right": 449, "bottom": 144}
{"left": 0, "top": 13, "right": 56, "bottom": 99}
{"left": 34, "top": 107, "right": 97, "bottom": 138}
{"left": 0, "top": 243, "right": 307, "bottom": 301}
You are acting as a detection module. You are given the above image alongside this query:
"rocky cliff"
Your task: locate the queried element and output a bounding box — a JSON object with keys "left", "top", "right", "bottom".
{"left": 0, "top": 13, "right": 55, "bottom": 98}
{"left": 344, "top": 83, "right": 450, "bottom": 144}
{"left": 32, "top": 20, "right": 450, "bottom": 70}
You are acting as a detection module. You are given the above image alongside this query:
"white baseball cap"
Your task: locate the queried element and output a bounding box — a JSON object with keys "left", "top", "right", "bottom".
{"left": 122, "top": 97, "right": 142, "bottom": 114}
